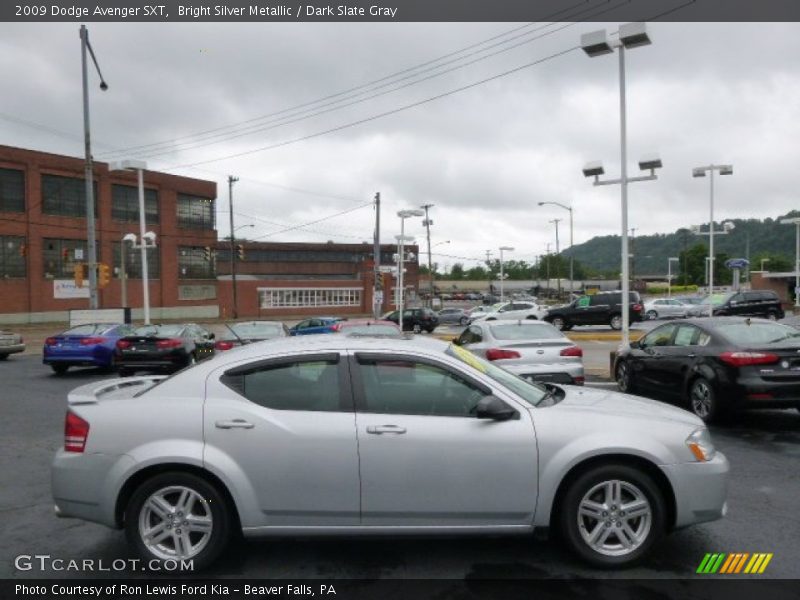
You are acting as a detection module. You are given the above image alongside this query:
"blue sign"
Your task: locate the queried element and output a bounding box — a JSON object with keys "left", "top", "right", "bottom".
{"left": 725, "top": 258, "right": 750, "bottom": 269}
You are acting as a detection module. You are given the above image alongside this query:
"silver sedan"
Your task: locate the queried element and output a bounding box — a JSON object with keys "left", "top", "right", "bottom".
{"left": 643, "top": 298, "right": 690, "bottom": 320}
{"left": 53, "top": 335, "right": 728, "bottom": 570}
{"left": 454, "top": 319, "right": 584, "bottom": 385}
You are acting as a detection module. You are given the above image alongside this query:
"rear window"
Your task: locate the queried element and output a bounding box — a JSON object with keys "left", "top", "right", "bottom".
{"left": 134, "top": 324, "right": 185, "bottom": 337}
{"left": 489, "top": 323, "right": 565, "bottom": 340}
{"left": 63, "top": 324, "right": 108, "bottom": 335}
{"left": 228, "top": 322, "right": 283, "bottom": 338}
{"left": 715, "top": 322, "right": 800, "bottom": 346}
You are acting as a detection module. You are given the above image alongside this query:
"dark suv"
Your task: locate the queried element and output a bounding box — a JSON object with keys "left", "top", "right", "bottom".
{"left": 384, "top": 308, "right": 439, "bottom": 333}
{"left": 713, "top": 290, "right": 784, "bottom": 320}
{"left": 544, "top": 291, "right": 644, "bottom": 331}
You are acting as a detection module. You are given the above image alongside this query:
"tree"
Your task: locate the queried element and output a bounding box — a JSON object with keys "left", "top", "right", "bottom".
{"left": 449, "top": 263, "right": 465, "bottom": 281}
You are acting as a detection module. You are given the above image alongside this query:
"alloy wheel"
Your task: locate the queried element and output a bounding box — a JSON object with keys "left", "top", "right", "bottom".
{"left": 690, "top": 379, "right": 714, "bottom": 420}
{"left": 577, "top": 479, "right": 652, "bottom": 557}
{"left": 616, "top": 361, "right": 631, "bottom": 392}
{"left": 138, "top": 485, "right": 213, "bottom": 561}
{"left": 610, "top": 315, "right": 622, "bottom": 330}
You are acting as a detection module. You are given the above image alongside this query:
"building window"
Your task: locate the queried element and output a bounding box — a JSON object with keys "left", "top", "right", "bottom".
{"left": 112, "top": 242, "right": 160, "bottom": 279}
{"left": 177, "top": 194, "right": 215, "bottom": 230}
{"left": 259, "top": 287, "right": 362, "bottom": 309}
{"left": 178, "top": 246, "right": 215, "bottom": 279}
{"left": 111, "top": 185, "right": 159, "bottom": 224}
{"left": 42, "top": 238, "right": 93, "bottom": 279}
{"left": 0, "top": 236, "right": 26, "bottom": 278}
{"left": 41, "top": 174, "right": 97, "bottom": 218}
{"left": 0, "top": 168, "right": 25, "bottom": 213}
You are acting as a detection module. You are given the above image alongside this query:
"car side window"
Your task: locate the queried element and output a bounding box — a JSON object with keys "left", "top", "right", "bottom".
{"left": 355, "top": 356, "right": 487, "bottom": 417}
{"left": 295, "top": 320, "right": 310, "bottom": 330}
{"left": 673, "top": 324, "right": 700, "bottom": 347}
{"left": 641, "top": 324, "right": 677, "bottom": 348}
{"left": 576, "top": 296, "right": 591, "bottom": 308}
{"left": 221, "top": 357, "right": 344, "bottom": 412}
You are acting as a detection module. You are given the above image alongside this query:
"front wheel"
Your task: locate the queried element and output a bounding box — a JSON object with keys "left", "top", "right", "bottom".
{"left": 688, "top": 377, "right": 722, "bottom": 423}
{"left": 550, "top": 317, "right": 566, "bottom": 331}
{"left": 559, "top": 464, "right": 666, "bottom": 568}
{"left": 412, "top": 323, "right": 422, "bottom": 334}
{"left": 125, "top": 472, "right": 232, "bottom": 571}
{"left": 610, "top": 314, "right": 623, "bottom": 330}
{"left": 615, "top": 360, "right": 636, "bottom": 394}
{"left": 459, "top": 316, "right": 469, "bottom": 326}
{"left": 766, "top": 311, "right": 778, "bottom": 321}
{"left": 51, "top": 364, "right": 69, "bottom": 375}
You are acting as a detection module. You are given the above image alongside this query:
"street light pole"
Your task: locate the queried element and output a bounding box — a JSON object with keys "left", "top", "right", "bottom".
{"left": 779, "top": 217, "right": 800, "bottom": 308}
{"left": 667, "top": 257, "right": 679, "bottom": 298}
{"left": 499, "top": 246, "right": 514, "bottom": 302}
{"left": 549, "top": 218, "right": 562, "bottom": 298}
{"left": 539, "top": 203, "right": 575, "bottom": 294}
{"left": 80, "top": 25, "right": 108, "bottom": 310}
{"left": 421, "top": 204, "right": 434, "bottom": 306}
{"left": 228, "top": 175, "right": 239, "bottom": 319}
{"left": 396, "top": 209, "right": 425, "bottom": 328}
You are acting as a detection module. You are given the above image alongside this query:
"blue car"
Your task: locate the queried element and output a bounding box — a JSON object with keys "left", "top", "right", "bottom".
{"left": 288, "top": 317, "right": 343, "bottom": 336}
{"left": 43, "top": 322, "right": 135, "bottom": 375}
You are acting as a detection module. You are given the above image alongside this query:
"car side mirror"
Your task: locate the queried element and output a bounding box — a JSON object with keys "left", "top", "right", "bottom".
{"left": 629, "top": 340, "right": 640, "bottom": 349}
{"left": 475, "top": 396, "right": 518, "bottom": 421}
{"left": 208, "top": 332, "right": 215, "bottom": 340}
{"left": 452, "top": 337, "right": 462, "bottom": 345}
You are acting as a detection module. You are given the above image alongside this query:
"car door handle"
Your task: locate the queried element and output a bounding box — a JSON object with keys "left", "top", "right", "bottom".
{"left": 215, "top": 419, "right": 255, "bottom": 429}
{"left": 366, "top": 425, "right": 407, "bottom": 435}
{"left": 686, "top": 353, "right": 696, "bottom": 359}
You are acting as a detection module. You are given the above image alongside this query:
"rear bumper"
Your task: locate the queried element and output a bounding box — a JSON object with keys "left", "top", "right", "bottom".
{"left": 43, "top": 351, "right": 110, "bottom": 367}
{"left": 0, "top": 343, "right": 25, "bottom": 355}
{"left": 115, "top": 350, "right": 188, "bottom": 370}
{"left": 722, "top": 377, "right": 800, "bottom": 409}
{"left": 660, "top": 452, "right": 729, "bottom": 529}
{"left": 503, "top": 362, "right": 584, "bottom": 385}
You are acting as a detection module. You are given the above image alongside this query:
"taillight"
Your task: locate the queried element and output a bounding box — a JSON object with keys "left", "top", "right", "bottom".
{"left": 156, "top": 338, "right": 183, "bottom": 349}
{"left": 45, "top": 337, "right": 57, "bottom": 346}
{"left": 573, "top": 376, "right": 585, "bottom": 385}
{"left": 560, "top": 346, "right": 583, "bottom": 357}
{"left": 330, "top": 323, "right": 342, "bottom": 332}
{"left": 486, "top": 348, "right": 521, "bottom": 361}
{"left": 80, "top": 337, "right": 106, "bottom": 346}
{"left": 116, "top": 340, "right": 131, "bottom": 349}
{"left": 719, "top": 351, "right": 779, "bottom": 367}
{"left": 215, "top": 340, "right": 235, "bottom": 351}
{"left": 632, "top": 304, "right": 643, "bottom": 312}
{"left": 64, "top": 411, "right": 89, "bottom": 453}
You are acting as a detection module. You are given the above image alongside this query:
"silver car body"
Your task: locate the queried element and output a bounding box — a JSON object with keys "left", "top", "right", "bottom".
{"left": 471, "top": 301, "right": 549, "bottom": 323}
{"left": 0, "top": 330, "right": 25, "bottom": 357}
{"left": 643, "top": 299, "right": 690, "bottom": 320}
{"left": 53, "top": 336, "right": 727, "bottom": 539}
{"left": 455, "top": 320, "right": 584, "bottom": 384}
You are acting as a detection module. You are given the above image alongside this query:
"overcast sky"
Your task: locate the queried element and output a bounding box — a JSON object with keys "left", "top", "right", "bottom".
{"left": 2, "top": 19, "right": 799, "bottom": 270}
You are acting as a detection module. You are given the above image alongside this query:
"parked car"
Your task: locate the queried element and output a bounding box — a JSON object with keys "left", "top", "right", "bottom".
{"left": 0, "top": 330, "right": 25, "bottom": 360}
{"left": 288, "top": 317, "right": 343, "bottom": 336}
{"left": 383, "top": 308, "right": 439, "bottom": 333}
{"left": 114, "top": 323, "right": 215, "bottom": 376}
{"left": 455, "top": 319, "right": 584, "bottom": 385}
{"left": 53, "top": 335, "right": 728, "bottom": 571}
{"left": 545, "top": 291, "right": 644, "bottom": 331}
{"left": 436, "top": 307, "right": 471, "bottom": 326}
{"left": 614, "top": 317, "right": 800, "bottom": 422}
{"left": 643, "top": 298, "right": 690, "bottom": 320}
{"left": 43, "top": 323, "right": 134, "bottom": 374}
{"left": 214, "top": 321, "right": 290, "bottom": 351}
{"left": 711, "top": 290, "right": 784, "bottom": 320}
{"left": 471, "top": 301, "right": 549, "bottom": 323}
{"left": 334, "top": 319, "right": 402, "bottom": 337}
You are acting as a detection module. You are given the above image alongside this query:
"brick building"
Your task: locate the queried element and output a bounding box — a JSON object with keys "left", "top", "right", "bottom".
{"left": 0, "top": 145, "right": 419, "bottom": 323}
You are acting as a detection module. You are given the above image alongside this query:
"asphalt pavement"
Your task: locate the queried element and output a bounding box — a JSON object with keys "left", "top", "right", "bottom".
{"left": 1, "top": 353, "right": 798, "bottom": 579}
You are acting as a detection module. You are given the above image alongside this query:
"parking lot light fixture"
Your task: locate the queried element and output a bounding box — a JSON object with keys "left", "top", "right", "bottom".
{"left": 692, "top": 164, "right": 734, "bottom": 316}
{"left": 396, "top": 209, "right": 424, "bottom": 325}
{"left": 779, "top": 216, "right": 800, "bottom": 307}
{"left": 499, "top": 246, "right": 515, "bottom": 302}
{"left": 581, "top": 23, "right": 658, "bottom": 347}
{"left": 109, "top": 159, "right": 152, "bottom": 324}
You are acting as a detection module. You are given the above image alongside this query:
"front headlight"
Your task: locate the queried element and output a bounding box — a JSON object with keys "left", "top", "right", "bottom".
{"left": 686, "top": 428, "right": 716, "bottom": 462}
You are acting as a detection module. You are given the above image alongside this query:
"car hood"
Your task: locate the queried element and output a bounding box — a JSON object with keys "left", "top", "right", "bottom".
{"left": 554, "top": 385, "right": 702, "bottom": 428}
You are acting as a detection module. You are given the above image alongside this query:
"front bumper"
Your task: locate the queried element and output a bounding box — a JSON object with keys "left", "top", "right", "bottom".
{"left": 660, "top": 451, "right": 729, "bottom": 529}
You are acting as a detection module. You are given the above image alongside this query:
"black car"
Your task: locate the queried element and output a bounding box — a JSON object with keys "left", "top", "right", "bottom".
{"left": 544, "top": 291, "right": 644, "bottom": 331}
{"left": 114, "top": 323, "right": 215, "bottom": 376}
{"left": 215, "top": 320, "right": 290, "bottom": 351}
{"left": 712, "top": 289, "right": 785, "bottom": 320}
{"left": 615, "top": 317, "right": 800, "bottom": 422}
{"left": 383, "top": 308, "right": 439, "bottom": 333}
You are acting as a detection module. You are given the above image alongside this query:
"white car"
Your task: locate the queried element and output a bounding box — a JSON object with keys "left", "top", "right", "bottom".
{"left": 471, "top": 301, "right": 548, "bottom": 323}
{"left": 643, "top": 298, "right": 690, "bottom": 320}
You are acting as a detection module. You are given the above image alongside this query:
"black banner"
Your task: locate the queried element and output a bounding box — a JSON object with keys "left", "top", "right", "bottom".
{"left": 3, "top": 0, "right": 800, "bottom": 23}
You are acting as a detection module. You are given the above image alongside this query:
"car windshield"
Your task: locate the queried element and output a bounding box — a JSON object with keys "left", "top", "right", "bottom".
{"left": 228, "top": 322, "right": 282, "bottom": 338}
{"left": 715, "top": 321, "right": 800, "bottom": 346}
{"left": 489, "top": 323, "right": 564, "bottom": 340}
{"left": 134, "top": 324, "right": 186, "bottom": 337}
{"left": 699, "top": 293, "right": 731, "bottom": 306}
{"left": 445, "top": 344, "right": 548, "bottom": 407}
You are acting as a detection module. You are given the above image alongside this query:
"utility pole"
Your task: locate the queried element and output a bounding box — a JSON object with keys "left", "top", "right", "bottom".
{"left": 421, "top": 204, "right": 434, "bottom": 306}
{"left": 629, "top": 227, "right": 637, "bottom": 285}
{"left": 228, "top": 175, "right": 239, "bottom": 319}
{"left": 546, "top": 243, "right": 552, "bottom": 291}
{"left": 485, "top": 250, "right": 493, "bottom": 298}
{"left": 373, "top": 192, "right": 381, "bottom": 318}
{"left": 550, "top": 218, "right": 562, "bottom": 298}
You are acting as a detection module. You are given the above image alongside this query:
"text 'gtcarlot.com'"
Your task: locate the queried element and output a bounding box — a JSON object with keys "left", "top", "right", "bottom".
{"left": 14, "top": 554, "right": 193, "bottom": 573}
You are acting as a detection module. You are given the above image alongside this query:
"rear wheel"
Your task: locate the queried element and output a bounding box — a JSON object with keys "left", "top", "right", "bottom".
{"left": 118, "top": 367, "right": 134, "bottom": 377}
{"left": 610, "top": 314, "right": 623, "bottom": 330}
{"left": 525, "top": 315, "right": 538, "bottom": 320}
{"left": 559, "top": 464, "right": 665, "bottom": 567}
{"left": 688, "top": 376, "right": 722, "bottom": 423}
{"left": 459, "top": 316, "right": 469, "bottom": 326}
{"left": 646, "top": 310, "right": 658, "bottom": 320}
{"left": 551, "top": 316, "right": 566, "bottom": 331}
{"left": 766, "top": 310, "right": 778, "bottom": 321}
{"left": 125, "top": 472, "right": 232, "bottom": 571}
{"left": 0, "top": 354, "right": 8, "bottom": 361}
{"left": 412, "top": 323, "right": 422, "bottom": 334}
{"left": 51, "top": 364, "right": 69, "bottom": 375}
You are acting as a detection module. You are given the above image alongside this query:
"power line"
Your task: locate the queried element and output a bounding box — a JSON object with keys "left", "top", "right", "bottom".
{"left": 249, "top": 201, "right": 375, "bottom": 241}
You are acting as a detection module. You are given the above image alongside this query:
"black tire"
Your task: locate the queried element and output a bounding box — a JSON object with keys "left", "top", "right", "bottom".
{"left": 615, "top": 360, "right": 636, "bottom": 394}
{"left": 559, "top": 463, "right": 666, "bottom": 568}
{"left": 118, "top": 368, "right": 133, "bottom": 378}
{"left": 646, "top": 310, "right": 658, "bottom": 321}
{"left": 412, "top": 323, "right": 422, "bottom": 334}
{"left": 525, "top": 315, "right": 538, "bottom": 320}
{"left": 551, "top": 316, "right": 566, "bottom": 331}
{"left": 51, "top": 364, "right": 69, "bottom": 375}
{"left": 687, "top": 376, "right": 723, "bottom": 423}
{"left": 125, "top": 471, "right": 232, "bottom": 571}
{"left": 459, "top": 316, "right": 469, "bottom": 326}
{"left": 0, "top": 354, "right": 8, "bottom": 361}
{"left": 766, "top": 310, "right": 778, "bottom": 321}
{"left": 609, "top": 314, "right": 623, "bottom": 330}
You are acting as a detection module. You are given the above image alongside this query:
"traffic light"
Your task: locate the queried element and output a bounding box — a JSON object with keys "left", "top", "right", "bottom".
{"left": 97, "top": 263, "right": 111, "bottom": 289}
{"left": 73, "top": 263, "right": 86, "bottom": 288}
{"left": 203, "top": 246, "right": 213, "bottom": 261}
{"left": 236, "top": 244, "right": 245, "bottom": 261}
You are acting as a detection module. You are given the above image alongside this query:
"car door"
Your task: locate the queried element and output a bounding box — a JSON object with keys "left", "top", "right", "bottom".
{"left": 654, "top": 323, "right": 705, "bottom": 396}
{"left": 203, "top": 352, "right": 360, "bottom": 527}
{"left": 629, "top": 323, "right": 678, "bottom": 392}
{"left": 350, "top": 352, "right": 538, "bottom": 527}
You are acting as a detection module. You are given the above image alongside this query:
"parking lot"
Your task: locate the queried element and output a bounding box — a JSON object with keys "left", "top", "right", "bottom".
{"left": 2, "top": 349, "right": 798, "bottom": 579}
